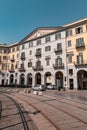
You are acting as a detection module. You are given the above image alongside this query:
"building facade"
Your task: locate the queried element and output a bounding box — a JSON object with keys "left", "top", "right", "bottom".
{"left": 0, "top": 18, "right": 87, "bottom": 90}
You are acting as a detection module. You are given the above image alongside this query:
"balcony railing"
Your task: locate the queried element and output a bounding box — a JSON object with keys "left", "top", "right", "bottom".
{"left": 54, "top": 48, "right": 62, "bottom": 54}
{"left": 76, "top": 43, "right": 85, "bottom": 49}
{"left": 20, "top": 56, "right": 25, "bottom": 60}
{"left": 10, "top": 58, "right": 15, "bottom": 62}
{"left": 9, "top": 69, "right": 15, "bottom": 73}
{"left": 18, "top": 67, "right": 26, "bottom": 72}
{"left": 35, "top": 52, "right": 42, "bottom": 58}
{"left": 32, "top": 65, "right": 43, "bottom": 71}
{"left": 53, "top": 63, "right": 64, "bottom": 69}
{"left": 74, "top": 60, "right": 87, "bottom": 68}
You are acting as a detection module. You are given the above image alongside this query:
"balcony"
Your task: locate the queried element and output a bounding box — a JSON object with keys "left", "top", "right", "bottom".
{"left": 9, "top": 69, "right": 15, "bottom": 73}
{"left": 74, "top": 60, "right": 87, "bottom": 68}
{"left": 18, "top": 67, "right": 26, "bottom": 72}
{"left": 10, "top": 58, "right": 15, "bottom": 62}
{"left": 76, "top": 43, "right": 85, "bottom": 50}
{"left": 53, "top": 63, "right": 64, "bottom": 70}
{"left": 35, "top": 52, "right": 42, "bottom": 58}
{"left": 20, "top": 56, "right": 25, "bottom": 60}
{"left": 32, "top": 65, "right": 43, "bottom": 71}
{"left": 54, "top": 48, "right": 62, "bottom": 54}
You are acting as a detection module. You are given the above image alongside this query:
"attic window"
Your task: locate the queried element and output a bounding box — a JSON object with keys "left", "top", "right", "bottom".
{"left": 45, "top": 36, "right": 50, "bottom": 43}
{"left": 29, "top": 41, "right": 33, "bottom": 47}
{"left": 37, "top": 39, "right": 41, "bottom": 45}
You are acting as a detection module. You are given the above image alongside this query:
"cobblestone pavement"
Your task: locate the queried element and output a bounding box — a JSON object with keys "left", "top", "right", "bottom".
{"left": 0, "top": 88, "right": 87, "bottom": 130}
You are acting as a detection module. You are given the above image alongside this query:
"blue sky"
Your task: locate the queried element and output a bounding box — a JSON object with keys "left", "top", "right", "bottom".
{"left": 0, "top": 0, "right": 87, "bottom": 44}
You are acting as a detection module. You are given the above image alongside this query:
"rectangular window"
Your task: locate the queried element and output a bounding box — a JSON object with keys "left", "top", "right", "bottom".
{"left": 68, "top": 40, "right": 72, "bottom": 47}
{"left": 45, "top": 46, "right": 51, "bottom": 52}
{"left": 29, "top": 50, "right": 32, "bottom": 55}
{"left": 37, "top": 39, "right": 41, "bottom": 45}
{"left": 21, "top": 52, "right": 25, "bottom": 58}
{"left": 57, "top": 43, "right": 62, "bottom": 50}
{"left": 17, "top": 54, "right": 19, "bottom": 58}
{"left": 2, "top": 63, "right": 7, "bottom": 70}
{"left": 17, "top": 46, "right": 19, "bottom": 51}
{"left": 3, "top": 56, "right": 8, "bottom": 60}
{"left": 29, "top": 42, "right": 33, "bottom": 47}
{"left": 45, "top": 36, "right": 50, "bottom": 43}
{"left": 76, "top": 38, "right": 84, "bottom": 46}
{"left": 77, "top": 52, "right": 83, "bottom": 64}
{"left": 56, "top": 58, "right": 62, "bottom": 65}
{"left": 75, "top": 27, "right": 83, "bottom": 34}
{"left": 66, "top": 30, "right": 72, "bottom": 37}
{"left": 22, "top": 44, "right": 25, "bottom": 49}
{"left": 28, "top": 62, "right": 32, "bottom": 67}
{"left": 0, "top": 49, "right": 2, "bottom": 53}
{"left": 67, "top": 55, "right": 72, "bottom": 63}
{"left": 12, "top": 47, "right": 15, "bottom": 52}
{"left": 69, "top": 69, "right": 73, "bottom": 75}
{"left": 46, "top": 59, "right": 50, "bottom": 66}
{"left": 55, "top": 33, "right": 61, "bottom": 40}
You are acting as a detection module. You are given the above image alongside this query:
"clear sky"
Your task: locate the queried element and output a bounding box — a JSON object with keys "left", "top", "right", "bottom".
{"left": 0, "top": 0, "right": 87, "bottom": 44}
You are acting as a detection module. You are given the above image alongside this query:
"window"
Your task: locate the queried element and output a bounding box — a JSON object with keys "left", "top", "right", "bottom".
{"left": 4, "top": 49, "right": 8, "bottom": 53}
{"left": 46, "top": 59, "right": 50, "bottom": 66}
{"left": 17, "top": 53, "right": 19, "bottom": 58}
{"left": 29, "top": 42, "right": 33, "bottom": 47}
{"left": 86, "top": 25, "right": 87, "bottom": 31}
{"left": 22, "top": 44, "right": 25, "bottom": 49}
{"left": 17, "top": 46, "right": 19, "bottom": 51}
{"left": 45, "top": 36, "right": 50, "bottom": 43}
{"left": 77, "top": 52, "right": 83, "bottom": 64}
{"left": 57, "top": 43, "right": 62, "bottom": 50}
{"left": 12, "top": 47, "right": 15, "bottom": 52}
{"left": 68, "top": 40, "right": 72, "bottom": 47}
{"left": 45, "top": 46, "right": 51, "bottom": 52}
{"left": 55, "top": 33, "right": 61, "bottom": 40}
{"left": 3, "top": 56, "right": 7, "bottom": 60}
{"left": 2, "top": 63, "right": 7, "bottom": 70}
{"left": 11, "top": 64, "right": 14, "bottom": 70}
{"left": 75, "top": 27, "right": 83, "bottom": 34}
{"left": 76, "top": 38, "right": 84, "bottom": 46}
{"left": 69, "top": 69, "right": 73, "bottom": 75}
{"left": 67, "top": 54, "right": 72, "bottom": 63}
{"left": 15, "top": 64, "right": 17, "bottom": 69}
{"left": 37, "top": 39, "right": 41, "bottom": 45}
{"left": 55, "top": 58, "right": 62, "bottom": 65}
{"left": 36, "top": 60, "right": 41, "bottom": 67}
{"left": 21, "top": 52, "right": 25, "bottom": 58}
{"left": 29, "top": 50, "right": 32, "bottom": 55}
{"left": 28, "top": 61, "right": 32, "bottom": 67}
{"left": 0, "top": 49, "right": 2, "bottom": 53}
{"left": 21, "top": 63, "right": 24, "bottom": 68}
{"left": 66, "top": 30, "right": 72, "bottom": 36}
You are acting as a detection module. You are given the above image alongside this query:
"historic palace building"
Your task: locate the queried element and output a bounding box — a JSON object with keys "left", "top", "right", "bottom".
{"left": 0, "top": 18, "right": 87, "bottom": 90}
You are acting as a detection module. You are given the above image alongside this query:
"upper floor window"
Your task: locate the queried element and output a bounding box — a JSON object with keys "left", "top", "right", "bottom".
{"left": 75, "top": 27, "right": 83, "bottom": 34}
{"left": 46, "top": 59, "right": 50, "bottom": 66}
{"left": 76, "top": 38, "right": 84, "bottom": 46}
{"left": 69, "top": 69, "right": 73, "bottom": 75}
{"left": 2, "top": 63, "right": 7, "bottom": 70}
{"left": 12, "top": 47, "right": 15, "bottom": 52}
{"left": 29, "top": 42, "right": 33, "bottom": 47}
{"left": 3, "top": 56, "right": 8, "bottom": 60}
{"left": 29, "top": 50, "right": 32, "bottom": 55}
{"left": 86, "top": 25, "right": 87, "bottom": 31}
{"left": 55, "top": 33, "right": 61, "bottom": 40}
{"left": 21, "top": 52, "right": 25, "bottom": 57}
{"left": 45, "top": 46, "right": 51, "bottom": 52}
{"left": 37, "top": 39, "right": 41, "bottom": 45}
{"left": 55, "top": 57, "right": 62, "bottom": 65}
{"left": 66, "top": 30, "right": 72, "bottom": 37}
{"left": 17, "top": 53, "right": 19, "bottom": 58}
{"left": 57, "top": 43, "right": 62, "bottom": 50}
{"left": 22, "top": 44, "right": 25, "bottom": 49}
{"left": 45, "top": 36, "right": 50, "bottom": 43}
{"left": 0, "top": 49, "right": 2, "bottom": 53}
{"left": 4, "top": 49, "right": 8, "bottom": 53}
{"left": 67, "top": 40, "right": 72, "bottom": 47}
{"left": 36, "top": 60, "right": 41, "bottom": 67}
{"left": 28, "top": 61, "right": 32, "bottom": 67}
{"left": 77, "top": 52, "right": 83, "bottom": 64}
{"left": 16, "top": 46, "right": 19, "bottom": 51}
{"left": 67, "top": 54, "right": 73, "bottom": 63}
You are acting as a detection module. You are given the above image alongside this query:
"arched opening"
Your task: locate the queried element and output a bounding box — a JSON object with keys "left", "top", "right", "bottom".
{"left": 55, "top": 71, "right": 63, "bottom": 89}
{"left": 45, "top": 72, "right": 52, "bottom": 85}
{"left": 77, "top": 70, "right": 87, "bottom": 90}
{"left": 27, "top": 73, "right": 32, "bottom": 87}
{"left": 35, "top": 73, "right": 41, "bottom": 85}
{"left": 10, "top": 74, "right": 14, "bottom": 84}
{"left": 20, "top": 74, "right": 25, "bottom": 85}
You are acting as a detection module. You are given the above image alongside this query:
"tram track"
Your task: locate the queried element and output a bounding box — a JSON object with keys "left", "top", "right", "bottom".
{"left": 9, "top": 92, "right": 87, "bottom": 129}
{"left": 0, "top": 93, "right": 30, "bottom": 130}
